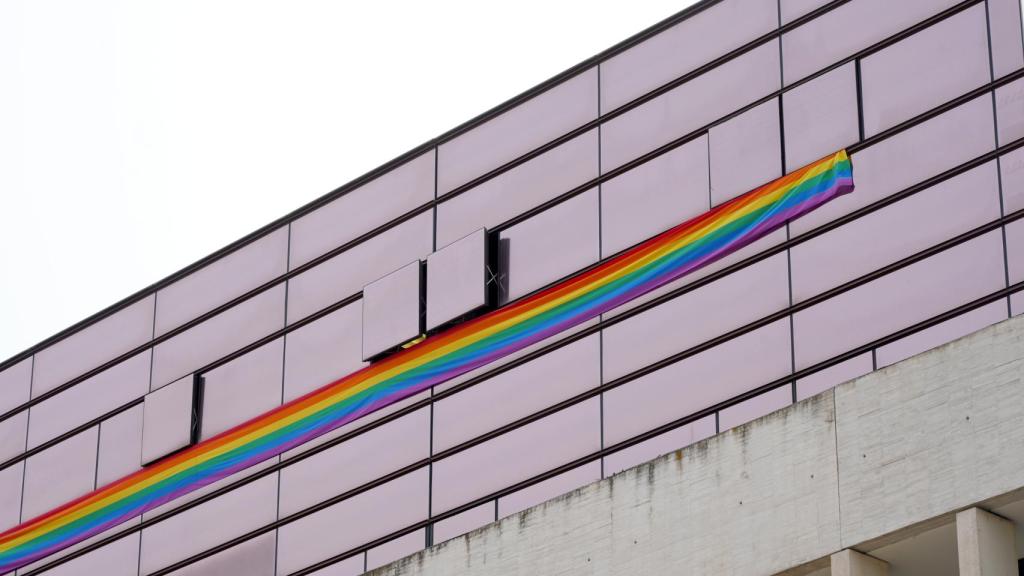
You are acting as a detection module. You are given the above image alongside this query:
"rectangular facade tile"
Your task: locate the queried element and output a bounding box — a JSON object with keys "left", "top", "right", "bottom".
{"left": 282, "top": 302, "right": 365, "bottom": 404}
{"left": 366, "top": 530, "right": 425, "bottom": 571}
{"left": 497, "top": 189, "right": 599, "bottom": 304}
{"left": 708, "top": 98, "right": 782, "bottom": 206}
{"left": 603, "top": 319, "right": 792, "bottom": 446}
{"left": 0, "top": 462, "right": 23, "bottom": 533}
{"left": 860, "top": 5, "right": 989, "bottom": 137}
{"left": 435, "top": 130, "right": 598, "bottom": 248}
{"left": 999, "top": 146, "right": 1024, "bottom": 214}
{"left": 790, "top": 162, "right": 1002, "bottom": 303}
{"left": 361, "top": 260, "right": 423, "bottom": 360}
{"left": 139, "top": 474, "right": 278, "bottom": 575}
{"left": 987, "top": 0, "right": 1024, "bottom": 79}
{"left": 141, "top": 375, "right": 194, "bottom": 465}
{"left": 162, "top": 532, "right": 276, "bottom": 576}
{"left": 602, "top": 415, "right": 715, "bottom": 476}
{"left": 438, "top": 68, "right": 597, "bottom": 195}
{"left": 21, "top": 427, "right": 97, "bottom": 521}
{"left": 782, "top": 62, "right": 859, "bottom": 171}
{"left": 426, "top": 228, "right": 488, "bottom": 331}
{"left": 276, "top": 468, "right": 428, "bottom": 575}
{"left": 200, "top": 338, "right": 283, "bottom": 440}
{"left": 0, "top": 358, "right": 32, "bottom": 415}
{"left": 875, "top": 300, "right": 1008, "bottom": 367}
{"left": 286, "top": 212, "right": 432, "bottom": 325}
{"left": 27, "top": 349, "right": 150, "bottom": 450}
{"left": 278, "top": 408, "right": 430, "bottom": 517}
{"left": 433, "top": 334, "right": 600, "bottom": 453}
{"left": 718, "top": 385, "right": 793, "bottom": 430}
{"left": 290, "top": 150, "right": 435, "bottom": 269}
{"left": 793, "top": 231, "right": 1006, "bottom": 369}
{"left": 601, "top": 252, "right": 790, "bottom": 382}
{"left": 155, "top": 226, "right": 289, "bottom": 337}
{"left": 600, "top": 135, "right": 709, "bottom": 258}
{"left": 497, "top": 461, "right": 602, "bottom": 519}
{"left": 601, "top": 40, "right": 780, "bottom": 172}
{"left": 791, "top": 95, "right": 995, "bottom": 236}
{"left": 151, "top": 284, "right": 285, "bottom": 390}
{"left": 795, "top": 352, "right": 873, "bottom": 401}
{"left": 600, "top": 0, "right": 777, "bottom": 111}
{"left": 995, "top": 77, "right": 1024, "bottom": 146}
{"left": 781, "top": 0, "right": 962, "bottom": 85}
{"left": 96, "top": 404, "right": 144, "bottom": 488}
{"left": 32, "top": 295, "right": 154, "bottom": 398}
{"left": 431, "top": 502, "right": 494, "bottom": 544}
{"left": 432, "top": 399, "right": 601, "bottom": 515}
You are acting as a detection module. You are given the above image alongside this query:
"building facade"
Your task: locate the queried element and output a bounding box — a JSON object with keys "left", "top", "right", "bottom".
{"left": 1, "top": 0, "right": 1024, "bottom": 574}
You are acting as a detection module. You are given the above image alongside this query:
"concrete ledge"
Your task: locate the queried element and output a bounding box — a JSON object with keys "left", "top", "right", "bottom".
{"left": 370, "top": 314, "right": 1024, "bottom": 576}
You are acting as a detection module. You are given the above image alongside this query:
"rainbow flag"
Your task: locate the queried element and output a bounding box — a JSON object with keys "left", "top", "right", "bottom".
{"left": 0, "top": 150, "right": 853, "bottom": 572}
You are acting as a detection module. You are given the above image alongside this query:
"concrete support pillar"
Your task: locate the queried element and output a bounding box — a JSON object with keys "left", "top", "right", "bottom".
{"left": 956, "top": 507, "right": 1018, "bottom": 576}
{"left": 830, "top": 549, "right": 889, "bottom": 576}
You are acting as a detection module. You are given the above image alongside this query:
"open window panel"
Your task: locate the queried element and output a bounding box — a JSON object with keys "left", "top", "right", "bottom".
{"left": 141, "top": 373, "right": 202, "bottom": 466}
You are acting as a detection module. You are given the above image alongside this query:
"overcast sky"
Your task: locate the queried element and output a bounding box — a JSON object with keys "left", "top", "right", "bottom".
{"left": 0, "top": 1, "right": 697, "bottom": 362}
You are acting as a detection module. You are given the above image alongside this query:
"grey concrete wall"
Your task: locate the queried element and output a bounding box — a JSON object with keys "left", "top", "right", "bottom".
{"left": 371, "top": 314, "right": 1024, "bottom": 576}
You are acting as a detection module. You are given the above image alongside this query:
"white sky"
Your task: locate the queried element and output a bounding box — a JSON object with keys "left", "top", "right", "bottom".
{"left": 0, "top": 1, "right": 697, "bottom": 362}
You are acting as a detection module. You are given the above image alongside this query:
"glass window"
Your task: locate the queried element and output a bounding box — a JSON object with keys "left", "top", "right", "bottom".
{"left": 602, "top": 414, "right": 716, "bottom": 476}
{"left": 362, "top": 261, "right": 423, "bottom": 360}
{"left": 139, "top": 474, "right": 278, "bottom": 576}
{"left": 283, "top": 301, "right": 366, "bottom": 404}
{"left": 988, "top": 0, "right": 1024, "bottom": 79}
{"left": 290, "top": 150, "right": 435, "bottom": 269}
{"left": 278, "top": 407, "right": 430, "bottom": 517}
{"left": 600, "top": 135, "right": 709, "bottom": 258}
{"left": 163, "top": 532, "right": 276, "bottom": 576}
{"left": 602, "top": 252, "right": 790, "bottom": 382}
{"left": 366, "top": 529, "right": 425, "bottom": 571}
{"left": 435, "top": 130, "right": 598, "bottom": 249}
{"left": 793, "top": 231, "right": 1006, "bottom": 369}
{"left": 600, "top": 0, "right": 777, "bottom": 112}
{"left": 497, "top": 189, "right": 600, "bottom": 304}
{"left": 27, "top": 349, "right": 150, "bottom": 450}
{"left": 790, "top": 162, "right": 1002, "bottom": 303}
{"left": 791, "top": 96, "right": 995, "bottom": 236}
{"left": 876, "top": 301, "right": 1008, "bottom": 367}
{"left": 860, "top": 5, "right": 989, "bottom": 137}
{"left": 433, "top": 334, "right": 600, "bottom": 453}
{"left": 200, "top": 338, "right": 283, "bottom": 441}
{"left": 718, "top": 385, "right": 793, "bottom": 430}
{"left": 286, "top": 211, "right": 433, "bottom": 325}
{"left": 1007, "top": 218, "right": 1024, "bottom": 284}
{"left": 601, "top": 41, "right": 781, "bottom": 172}
{"left": 32, "top": 294, "right": 154, "bottom": 398}
{"left": 781, "top": 0, "right": 831, "bottom": 24}
{"left": 155, "top": 227, "right": 288, "bottom": 337}
{"left": 497, "top": 461, "right": 602, "bottom": 519}
{"left": 999, "top": 147, "right": 1024, "bottom": 214}
{"left": 276, "top": 468, "right": 428, "bottom": 575}
{"left": 22, "top": 426, "right": 97, "bottom": 521}
{"left": 426, "top": 228, "right": 488, "bottom": 331}
{"left": 995, "top": 77, "right": 1024, "bottom": 146}
{"left": 781, "top": 0, "right": 963, "bottom": 85}
{"left": 432, "top": 501, "right": 494, "bottom": 544}
{"left": 782, "top": 62, "right": 859, "bottom": 172}
{"left": 0, "top": 461, "right": 23, "bottom": 532}
{"left": 604, "top": 319, "right": 792, "bottom": 447}
{"left": 432, "top": 399, "right": 601, "bottom": 515}
{"left": 151, "top": 284, "right": 285, "bottom": 390}
{"left": 141, "top": 375, "right": 194, "bottom": 465}
{"left": 438, "top": 68, "right": 597, "bottom": 195}
{"left": 795, "top": 353, "right": 873, "bottom": 401}
{"left": 97, "top": 404, "right": 144, "bottom": 488}
{"left": 709, "top": 98, "right": 782, "bottom": 206}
